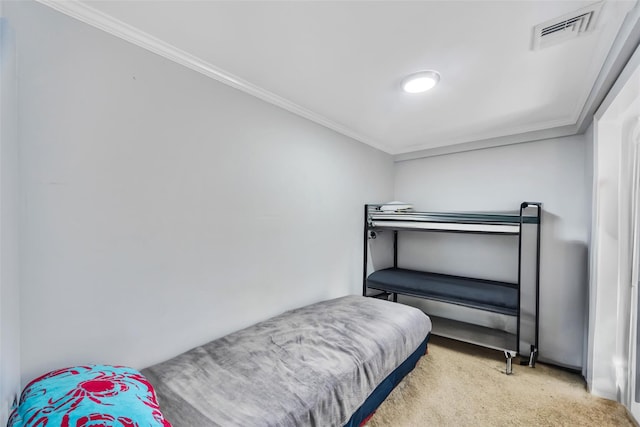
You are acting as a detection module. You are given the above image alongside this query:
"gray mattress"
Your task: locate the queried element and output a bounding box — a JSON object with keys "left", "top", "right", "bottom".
{"left": 142, "top": 295, "right": 431, "bottom": 427}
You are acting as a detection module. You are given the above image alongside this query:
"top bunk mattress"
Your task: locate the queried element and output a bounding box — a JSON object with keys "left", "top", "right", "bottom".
{"left": 142, "top": 295, "right": 431, "bottom": 427}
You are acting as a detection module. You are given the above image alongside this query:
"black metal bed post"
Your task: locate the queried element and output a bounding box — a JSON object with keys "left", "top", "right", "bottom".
{"left": 534, "top": 203, "right": 542, "bottom": 362}
{"left": 362, "top": 204, "right": 369, "bottom": 296}
{"left": 393, "top": 231, "right": 398, "bottom": 268}
{"left": 518, "top": 202, "right": 542, "bottom": 367}
{"left": 517, "top": 202, "right": 525, "bottom": 357}
{"left": 393, "top": 230, "right": 398, "bottom": 302}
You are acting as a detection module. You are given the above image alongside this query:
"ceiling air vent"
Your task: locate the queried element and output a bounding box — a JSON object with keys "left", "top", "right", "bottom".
{"left": 532, "top": 1, "right": 602, "bottom": 50}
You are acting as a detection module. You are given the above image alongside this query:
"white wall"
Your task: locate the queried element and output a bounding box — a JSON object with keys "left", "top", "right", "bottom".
{"left": 7, "top": 1, "right": 394, "bottom": 385}
{"left": 0, "top": 2, "right": 21, "bottom": 423}
{"left": 394, "top": 135, "right": 591, "bottom": 369}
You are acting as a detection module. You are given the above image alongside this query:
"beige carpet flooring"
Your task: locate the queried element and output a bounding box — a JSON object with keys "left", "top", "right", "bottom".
{"left": 366, "top": 336, "right": 636, "bottom": 427}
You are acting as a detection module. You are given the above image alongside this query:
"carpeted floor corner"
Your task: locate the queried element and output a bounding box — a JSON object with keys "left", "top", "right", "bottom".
{"left": 366, "top": 336, "right": 635, "bottom": 426}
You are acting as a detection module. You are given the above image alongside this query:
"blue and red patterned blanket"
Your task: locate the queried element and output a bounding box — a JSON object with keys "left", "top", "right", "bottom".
{"left": 8, "top": 365, "right": 172, "bottom": 427}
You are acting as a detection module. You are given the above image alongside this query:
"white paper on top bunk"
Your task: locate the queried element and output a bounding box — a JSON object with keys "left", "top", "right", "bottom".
{"left": 380, "top": 201, "right": 413, "bottom": 212}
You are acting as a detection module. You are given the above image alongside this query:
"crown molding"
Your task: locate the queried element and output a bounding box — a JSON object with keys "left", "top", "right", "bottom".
{"left": 393, "top": 124, "right": 579, "bottom": 162}
{"left": 35, "top": 0, "right": 391, "bottom": 154}
{"left": 392, "top": 114, "right": 576, "bottom": 157}
{"left": 576, "top": 0, "right": 640, "bottom": 133}
{"left": 595, "top": 33, "right": 640, "bottom": 122}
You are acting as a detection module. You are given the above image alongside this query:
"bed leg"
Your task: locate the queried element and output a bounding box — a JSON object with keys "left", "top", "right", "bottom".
{"left": 528, "top": 345, "right": 538, "bottom": 368}
{"left": 504, "top": 351, "right": 516, "bottom": 375}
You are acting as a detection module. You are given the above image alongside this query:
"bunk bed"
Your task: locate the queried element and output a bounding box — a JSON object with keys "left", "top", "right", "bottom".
{"left": 363, "top": 202, "right": 541, "bottom": 372}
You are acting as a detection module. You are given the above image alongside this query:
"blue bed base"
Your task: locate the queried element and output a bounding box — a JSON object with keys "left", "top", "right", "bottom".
{"left": 344, "top": 333, "right": 430, "bottom": 427}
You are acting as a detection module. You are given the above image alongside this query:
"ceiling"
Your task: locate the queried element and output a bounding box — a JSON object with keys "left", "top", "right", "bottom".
{"left": 40, "top": 1, "right": 639, "bottom": 156}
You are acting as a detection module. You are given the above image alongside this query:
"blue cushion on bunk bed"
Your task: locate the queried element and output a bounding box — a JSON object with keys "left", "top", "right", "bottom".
{"left": 367, "top": 267, "right": 518, "bottom": 315}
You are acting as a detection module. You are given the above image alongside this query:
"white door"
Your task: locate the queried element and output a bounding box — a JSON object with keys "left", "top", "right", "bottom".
{"left": 589, "top": 43, "right": 640, "bottom": 414}
{"left": 629, "top": 124, "right": 640, "bottom": 420}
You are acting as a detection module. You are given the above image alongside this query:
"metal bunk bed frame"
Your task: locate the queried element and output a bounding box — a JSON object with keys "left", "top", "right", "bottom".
{"left": 362, "top": 202, "right": 542, "bottom": 374}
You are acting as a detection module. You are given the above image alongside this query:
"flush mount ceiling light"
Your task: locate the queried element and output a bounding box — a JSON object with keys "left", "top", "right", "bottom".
{"left": 401, "top": 70, "right": 441, "bottom": 93}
